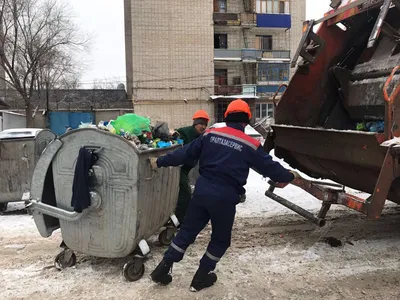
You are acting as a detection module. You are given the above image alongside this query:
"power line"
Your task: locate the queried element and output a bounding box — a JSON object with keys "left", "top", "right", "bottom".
{"left": 71, "top": 63, "right": 289, "bottom": 87}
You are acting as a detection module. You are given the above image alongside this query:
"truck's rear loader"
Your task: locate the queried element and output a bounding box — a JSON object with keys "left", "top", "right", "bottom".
{"left": 265, "top": 0, "right": 400, "bottom": 225}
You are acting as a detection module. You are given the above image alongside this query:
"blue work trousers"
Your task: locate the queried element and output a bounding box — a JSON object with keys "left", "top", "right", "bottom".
{"left": 164, "top": 177, "right": 239, "bottom": 272}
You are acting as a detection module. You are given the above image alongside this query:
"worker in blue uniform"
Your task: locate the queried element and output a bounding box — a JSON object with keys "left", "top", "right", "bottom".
{"left": 149, "top": 99, "right": 298, "bottom": 292}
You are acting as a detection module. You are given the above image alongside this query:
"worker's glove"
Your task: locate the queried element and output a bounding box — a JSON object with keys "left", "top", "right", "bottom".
{"left": 172, "top": 131, "right": 180, "bottom": 139}
{"left": 149, "top": 157, "right": 158, "bottom": 170}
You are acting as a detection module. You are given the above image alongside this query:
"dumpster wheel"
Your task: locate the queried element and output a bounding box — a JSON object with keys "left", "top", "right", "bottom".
{"left": 123, "top": 258, "right": 145, "bottom": 282}
{"left": 54, "top": 250, "right": 77, "bottom": 270}
{"left": 158, "top": 228, "right": 175, "bottom": 246}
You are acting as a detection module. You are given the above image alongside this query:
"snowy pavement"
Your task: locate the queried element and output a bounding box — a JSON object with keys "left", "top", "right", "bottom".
{"left": 1, "top": 155, "right": 400, "bottom": 299}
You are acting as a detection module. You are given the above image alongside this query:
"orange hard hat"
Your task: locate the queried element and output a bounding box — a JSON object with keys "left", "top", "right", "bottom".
{"left": 192, "top": 110, "right": 210, "bottom": 121}
{"left": 224, "top": 99, "right": 252, "bottom": 119}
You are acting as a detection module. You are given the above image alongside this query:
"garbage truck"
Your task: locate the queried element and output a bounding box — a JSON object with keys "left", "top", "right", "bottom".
{"left": 265, "top": 0, "right": 400, "bottom": 226}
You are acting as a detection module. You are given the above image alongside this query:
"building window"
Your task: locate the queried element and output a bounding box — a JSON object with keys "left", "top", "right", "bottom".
{"left": 256, "top": 0, "right": 290, "bottom": 14}
{"left": 232, "top": 76, "right": 241, "bottom": 85}
{"left": 279, "top": 1, "right": 285, "bottom": 13}
{"left": 256, "top": 35, "right": 273, "bottom": 50}
{"left": 256, "top": 103, "right": 274, "bottom": 119}
{"left": 214, "top": 34, "right": 228, "bottom": 49}
{"left": 214, "top": 0, "right": 227, "bottom": 12}
{"left": 216, "top": 99, "right": 232, "bottom": 122}
{"left": 215, "top": 69, "right": 228, "bottom": 85}
{"left": 258, "top": 63, "right": 289, "bottom": 82}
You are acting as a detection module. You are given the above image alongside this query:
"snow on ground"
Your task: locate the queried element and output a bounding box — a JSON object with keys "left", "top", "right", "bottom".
{"left": 0, "top": 153, "right": 384, "bottom": 236}
{"left": 0, "top": 203, "right": 37, "bottom": 238}
{"left": 2, "top": 154, "right": 400, "bottom": 299}
{"left": 239, "top": 153, "right": 376, "bottom": 218}
{"left": 239, "top": 170, "right": 326, "bottom": 217}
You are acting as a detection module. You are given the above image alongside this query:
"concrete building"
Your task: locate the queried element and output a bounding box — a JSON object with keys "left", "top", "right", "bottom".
{"left": 124, "top": 0, "right": 306, "bottom": 127}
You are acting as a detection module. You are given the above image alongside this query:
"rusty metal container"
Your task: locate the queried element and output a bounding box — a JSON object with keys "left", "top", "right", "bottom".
{"left": 266, "top": 0, "right": 400, "bottom": 221}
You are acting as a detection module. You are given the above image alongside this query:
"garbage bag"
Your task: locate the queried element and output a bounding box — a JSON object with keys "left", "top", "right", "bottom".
{"left": 153, "top": 121, "right": 171, "bottom": 141}
{"left": 111, "top": 114, "right": 151, "bottom": 136}
{"left": 157, "top": 141, "right": 172, "bottom": 148}
{"left": 79, "top": 122, "right": 97, "bottom": 129}
{"left": 368, "top": 121, "right": 384, "bottom": 133}
{"left": 356, "top": 121, "right": 384, "bottom": 133}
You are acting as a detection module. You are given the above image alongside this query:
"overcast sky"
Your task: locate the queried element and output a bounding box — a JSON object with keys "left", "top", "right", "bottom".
{"left": 68, "top": 0, "right": 332, "bottom": 88}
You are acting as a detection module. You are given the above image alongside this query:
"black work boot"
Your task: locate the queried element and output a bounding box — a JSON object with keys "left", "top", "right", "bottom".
{"left": 189, "top": 268, "right": 217, "bottom": 292}
{"left": 150, "top": 259, "right": 173, "bottom": 285}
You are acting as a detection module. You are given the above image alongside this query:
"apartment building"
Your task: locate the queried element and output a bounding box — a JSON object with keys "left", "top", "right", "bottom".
{"left": 213, "top": 0, "right": 305, "bottom": 123}
{"left": 124, "top": 0, "right": 306, "bottom": 128}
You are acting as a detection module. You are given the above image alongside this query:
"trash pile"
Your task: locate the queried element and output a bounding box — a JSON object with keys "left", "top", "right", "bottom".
{"left": 356, "top": 121, "right": 385, "bottom": 133}
{"left": 79, "top": 113, "right": 183, "bottom": 151}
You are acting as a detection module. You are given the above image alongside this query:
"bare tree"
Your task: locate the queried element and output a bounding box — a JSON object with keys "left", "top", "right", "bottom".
{"left": 37, "top": 48, "right": 83, "bottom": 90}
{"left": 0, "top": 0, "right": 89, "bottom": 127}
{"left": 91, "top": 78, "right": 120, "bottom": 90}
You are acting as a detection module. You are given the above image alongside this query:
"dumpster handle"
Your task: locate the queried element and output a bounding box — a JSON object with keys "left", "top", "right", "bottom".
{"left": 83, "top": 146, "right": 104, "bottom": 154}
{"left": 28, "top": 200, "right": 89, "bottom": 222}
{"left": 146, "top": 172, "right": 155, "bottom": 181}
{"left": 28, "top": 191, "right": 102, "bottom": 222}
{"left": 145, "top": 160, "right": 156, "bottom": 181}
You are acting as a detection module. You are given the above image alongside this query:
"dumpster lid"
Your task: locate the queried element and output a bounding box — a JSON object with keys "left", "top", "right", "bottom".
{"left": 0, "top": 128, "right": 43, "bottom": 140}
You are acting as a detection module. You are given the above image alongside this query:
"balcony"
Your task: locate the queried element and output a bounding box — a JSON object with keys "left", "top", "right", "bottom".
{"left": 214, "top": 49, "right": 290, "bottom": 62}
{"left": 241, "top": 13, "right": 257, "bottom": 27}
{"left": 257, "top": 14, "right": 291, "bottom": 29}
{"left": 213, "top": 12, "right": 257, "bottom": 27}
{"left": 214, "top": 49, "right": 242, "bottom": 61}
{"left": 259, "top": 50, "right": 290, "bottom": 61}
{"left": 257, "top": 85, "right": 287, "bottom": 97}
{"left": 242, "top": 84, "right": 257, "bottom": 96}
{"left": 213, "top": 13, "right": 240, "bottom": 26}
{"left": 214, "top": 85, "right": 243, "bottom": 96}
{"left": 242, "top": 49, "right": 261, "bottom": 61}
{"left": 214, "top": 49, "right": 259, "bottom": 62}
{"left": 213, "top": 84, "right": 287, "bottom": 98}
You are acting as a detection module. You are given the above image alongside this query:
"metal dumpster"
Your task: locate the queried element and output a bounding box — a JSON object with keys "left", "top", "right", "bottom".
{"left": 28, "top": 128, "right": 181, "bottom": 281}
{"left": 0, "top": 128, "right": 56, "bottom": 211}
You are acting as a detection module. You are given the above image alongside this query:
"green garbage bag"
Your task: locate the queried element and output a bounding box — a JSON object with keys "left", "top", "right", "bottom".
{"left": 111, "top": 114, "right": 151, "bottom": 136}
{"left": 356, "top": 122, "right": 366, "bottom": 131}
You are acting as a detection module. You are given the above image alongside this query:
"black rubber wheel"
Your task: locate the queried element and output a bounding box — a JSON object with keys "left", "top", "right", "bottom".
{"left": 123, "top": 259, "right": 145, "bottom": 282}
{"left": 158, "top": 229, "right": 174, "bottom": 246}
{"left": 54, "top": 251, "right": 77, "bottom": 270}
{"left": 0, "top": 202, "right": 8, "bottom": 212}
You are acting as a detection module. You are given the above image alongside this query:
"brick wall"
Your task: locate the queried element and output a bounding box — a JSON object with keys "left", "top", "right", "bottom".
{"left": 289, "top": 0, "right": 306, "bottom": 77}
{"left": 125, "top": 0, "right": 215, "bottom": 128}
{"left": 126, "top": 0, "right": 214, "bottom": 102}
{"left": 134, "top": 101, "right": 215, "bottom": 129}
